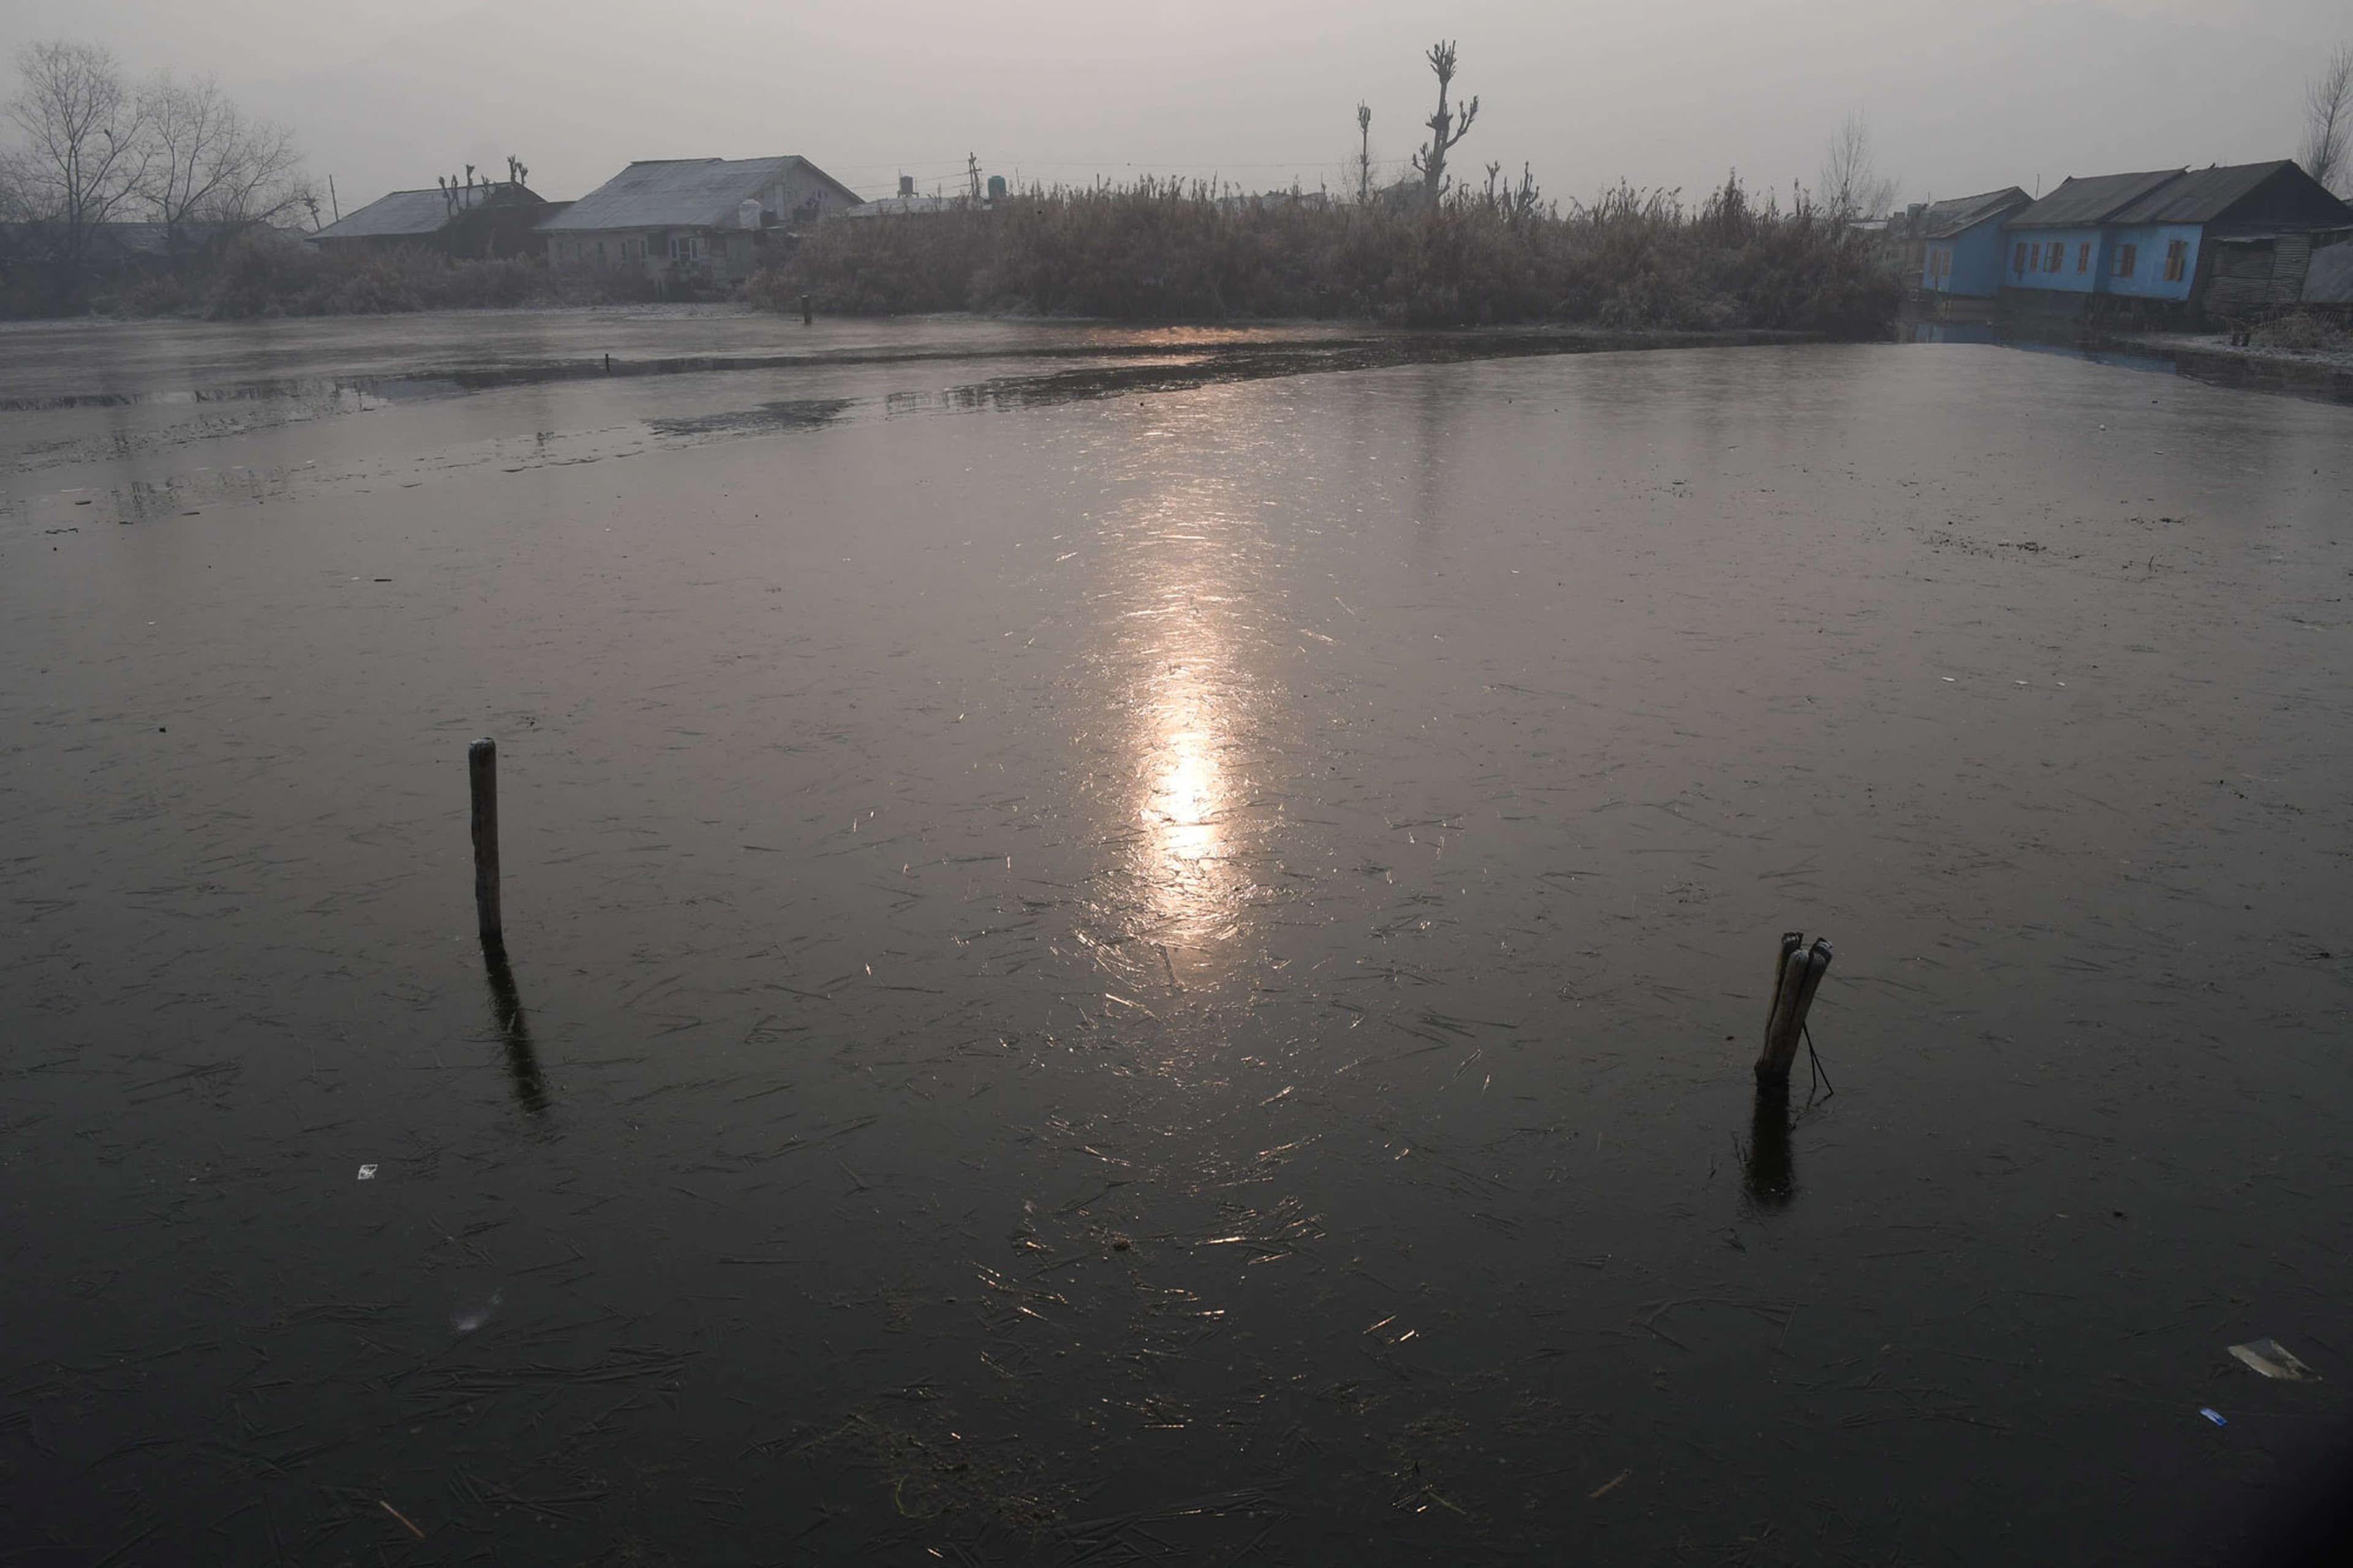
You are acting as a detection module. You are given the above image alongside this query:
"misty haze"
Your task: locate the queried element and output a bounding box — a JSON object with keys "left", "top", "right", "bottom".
{"left": 5, "top": 2, "right": 2353, "bottom": 1565}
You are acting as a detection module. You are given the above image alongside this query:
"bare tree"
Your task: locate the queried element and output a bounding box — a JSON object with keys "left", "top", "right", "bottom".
{"left": 139, "top": 72, "right": 306, "bottom": 262}
{"left": 2304, "top": 44, "right": 2353, "bottom": 196}
{"left": 1817, "top": 110, "right": 1898, "bottom": 225}
{"left": 6, "top": 40, "right": 151, "bottom": 285}
{"left": 1411, "top": 41, "right": 1477, "bottom": 209}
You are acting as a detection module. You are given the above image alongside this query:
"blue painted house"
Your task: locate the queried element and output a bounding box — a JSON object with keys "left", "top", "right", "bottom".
{"left": 1999, "top": 161, "right": 2353, "bottom": 317}
{"left": 2101, "top": 161, "right": 2353, "bottom": 308}
{"left": 2000, "top": 170, "right": 2178, "bottom": 296}
{"left": 1917, "top": 187, "right": 2033, "bottom": 297}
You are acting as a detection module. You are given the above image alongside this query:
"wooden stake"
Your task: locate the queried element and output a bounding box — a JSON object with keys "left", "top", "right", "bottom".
{"left": 469, "top": 738, "right": 502, "bottom": 953}
{"left": 1754, "top": 934, "right": 1831, "bottom": 1088}
{"left": 1755, "top": 937, "right": 1812, "bottom": 1088}
{"left": 800, "top": 293, "right": 814, "bottom": 326}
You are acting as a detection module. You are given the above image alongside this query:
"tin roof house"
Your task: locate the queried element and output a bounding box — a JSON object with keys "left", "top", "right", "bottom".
{"left": 1999, "top": 161, "right": 2353, "bottom": 314}
{"left": 539, "top": 157, "right": 863, "bottom": 283}
{"left": 1915, "top": 187, "right": 2033, "bottom": 298}
{"left": 311, "top": 176, "right": 559, "bottom": 259}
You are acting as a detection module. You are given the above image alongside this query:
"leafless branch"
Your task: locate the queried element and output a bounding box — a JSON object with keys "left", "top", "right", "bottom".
{"left": 1411, "top": 40, "right": 1478, "bottom": 209}
{"left": 2303, "top": 44, "right": 2353, "bottom": 196}
{"left": 6, "top": 39, "right": 153, "bottom": 265}
{"left": 1817, "top": 110, "right": 1898, "bottom": 225}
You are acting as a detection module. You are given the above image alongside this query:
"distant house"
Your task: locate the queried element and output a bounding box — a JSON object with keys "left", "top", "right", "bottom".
{"left": 1915, "top": 187, "right": 2033, "bottom": 298}
{"left": 844, "top": 173, "right": 1018, "bottom": 219}
{"left": 1, "top": 218, "right": 278, "bottom": 297}
{"left": 2000, "top": 162, "right": 2353, "bottom": 315}
{"left": 841, "top": 194, "right": 968, "bottom": 219}
{"left": 311, "top": 181, "right": 560, "bottom": 260}
{"left": 539, "top": 157, "right": 863, "bottom": 284}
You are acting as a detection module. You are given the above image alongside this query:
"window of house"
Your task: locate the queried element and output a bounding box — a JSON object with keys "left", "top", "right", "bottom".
{"left": 2076, "top": 242, "right": 2091, "bottom": 273}
{"left": 2045, "top": 241, "right": 2064, "bottom": 272}
{"left": 669, "top": 234, "right": 705, "bottom": 262}
{"left": 2163, "top": 238, "right": 2188, "bottom": 281}
{"left": 2014, "top": 241, "right": 2028, "bottom": 275}
{"left": 2113, "top": 243, "right": 2137, "bottom": 277}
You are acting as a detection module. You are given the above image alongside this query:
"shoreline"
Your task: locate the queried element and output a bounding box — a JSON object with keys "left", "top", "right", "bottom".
{"left": 0, "top": 309, "right": 1824, "bottom": 411}
{"left": 2102, "top": 330, "right": 2353, "bottom": 401}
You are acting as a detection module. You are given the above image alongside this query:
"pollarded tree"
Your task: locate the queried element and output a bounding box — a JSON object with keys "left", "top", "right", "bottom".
{"left": 1411, "top": 41, "right": 1477, "bottom": 210}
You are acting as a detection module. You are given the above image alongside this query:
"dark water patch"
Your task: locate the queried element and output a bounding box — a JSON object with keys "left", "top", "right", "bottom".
{"left": 645, "top": 395, "right": 858, "bottom": 440}
{"left": 1, "top": 325, "right": 1808, "bottom": 417}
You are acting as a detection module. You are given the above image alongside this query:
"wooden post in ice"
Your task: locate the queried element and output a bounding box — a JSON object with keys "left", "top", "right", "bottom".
{"left": 469, "top": 738, "right": 503, "bottom": 953}
{"left": 800, "top": 294, "right": 814, "bottom": 326}
{"left": 1754, "top": 933, "right": 1832, "bottom": 1088}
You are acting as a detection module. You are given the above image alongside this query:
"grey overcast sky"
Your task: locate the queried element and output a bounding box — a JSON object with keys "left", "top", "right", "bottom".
{"left": 3, "top": 0, "right": 2346, "bottom": 212}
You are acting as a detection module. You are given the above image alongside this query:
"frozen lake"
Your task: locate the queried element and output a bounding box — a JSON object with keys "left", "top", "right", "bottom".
{"left": 4, "top": 308, "right": 2351, "bottom": 1564}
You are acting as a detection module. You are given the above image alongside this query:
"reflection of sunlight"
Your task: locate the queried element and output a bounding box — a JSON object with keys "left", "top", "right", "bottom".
{"left": 1149, "top": 722, "right": 1221, "bottom": 866}
{"left": 1094, "top": 393, "right": 1273, "bottom": 989}
{"left": 1135, "top": 645, "right": 1239, "bottom": 957}
{"left": 1121, "top": 544, "right": 1250, "bottom": 975}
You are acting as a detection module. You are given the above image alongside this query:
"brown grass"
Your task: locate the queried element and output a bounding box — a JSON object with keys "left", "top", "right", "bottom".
{"left": 749, "top": 173, "right": 1901, "bottom": 338}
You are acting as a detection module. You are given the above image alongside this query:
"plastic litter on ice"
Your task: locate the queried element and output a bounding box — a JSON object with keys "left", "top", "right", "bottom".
{"left": 2228, "top": 1339, "right": 2316, "bottom": 1382}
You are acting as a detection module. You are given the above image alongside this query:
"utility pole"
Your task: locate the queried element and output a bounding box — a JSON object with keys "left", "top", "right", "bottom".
{"left": 968, "top": 151, "right": 981, "bottom": 203}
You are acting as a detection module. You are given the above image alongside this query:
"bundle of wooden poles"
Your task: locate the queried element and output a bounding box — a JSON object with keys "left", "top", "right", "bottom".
{"left": 1754, "top": 931, "right": 1832, "bottom": 1089}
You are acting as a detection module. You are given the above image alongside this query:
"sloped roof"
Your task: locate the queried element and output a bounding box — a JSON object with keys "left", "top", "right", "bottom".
{"left": 314, "top": 184, "right": 531, "bottom": 241}
{"left": 2007, "top": 170, "right": 2183, "bottom": 229}
{"left": 91, "top": 221, "right": 256, "bottom": 256}
{"left": 1921, "top": 187, "right": 2032, "bottom": 240}
{"left": 540, "top": 157, "right": 863, "bottom": 232}
{"left": 0, "top": 219, "right": 262, "bottom": 258}
{"left": 2106, "top": 160, "right": 2343, "bottom": 225}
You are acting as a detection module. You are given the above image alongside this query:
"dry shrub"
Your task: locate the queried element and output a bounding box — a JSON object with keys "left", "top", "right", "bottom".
{"left": 2249, "top": 312, "right": 2349, "bottom": 351}
{"left": 191, "top": 233, "right": 655, "bottom": 319}
{"left": 754, "top": 173, "right": 1901, "bottom": 338}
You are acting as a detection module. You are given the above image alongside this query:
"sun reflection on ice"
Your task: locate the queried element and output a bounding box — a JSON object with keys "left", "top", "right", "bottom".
{"left": 1148, "top": 718, "right": 1221, "bottom": 867}
{"left": 1122, "top": 569, "right": 1254, "bottom": 983}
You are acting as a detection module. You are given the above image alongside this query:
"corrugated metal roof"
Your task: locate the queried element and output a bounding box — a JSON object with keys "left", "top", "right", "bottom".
{"left": 315, "top": 186, "right": 502, "bottom": 240}
{"left": 2105, "top": 161, "right": 2298, "bottom": 225}
{"left": 1921, "top": 187, "right": 2031, "bottom": 240}
{"left": 539, "top": 157, "right": 860, "bottom": 232}
{"left": 2006, "top": 170, "right": 2183, "bottom": 229}
{"left": 315, "top": 184, "right": 547, "bottom": 242}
